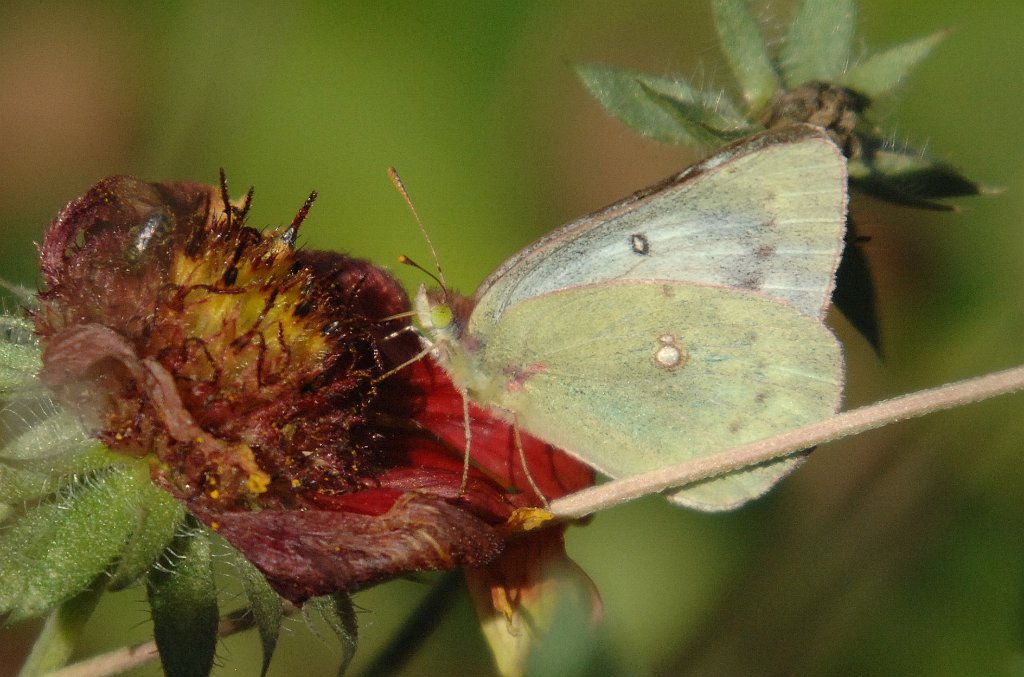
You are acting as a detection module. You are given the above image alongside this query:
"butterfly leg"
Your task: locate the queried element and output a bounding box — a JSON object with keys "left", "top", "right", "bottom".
{"left": 458, "top": 392, "right": 472, "bottom": 495}
{"left": 513, "top": 423, "right": 549, "bottom": 508}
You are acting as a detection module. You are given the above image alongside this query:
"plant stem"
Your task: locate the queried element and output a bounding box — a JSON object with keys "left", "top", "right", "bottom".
{"left": 42, "top": 605, "right": 293, "bottom": 677}
{"left": 549, "top": 363, "right": 1024, "bottom": 519}
{"left": 17, "top": 580, "right": 104, "bottom": 677}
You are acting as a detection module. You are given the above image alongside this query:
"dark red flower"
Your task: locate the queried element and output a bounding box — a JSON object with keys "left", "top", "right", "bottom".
{"left": 34, "top": 174, "right": 594, "bottom": 604}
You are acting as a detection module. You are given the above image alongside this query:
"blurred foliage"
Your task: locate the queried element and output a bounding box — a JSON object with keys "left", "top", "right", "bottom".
{"left": 1, "top": 1, "right": 1023, "bottom": 676}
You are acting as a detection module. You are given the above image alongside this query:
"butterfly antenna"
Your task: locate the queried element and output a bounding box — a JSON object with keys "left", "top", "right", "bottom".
{"left": 388, "top": 167, "right": 448, "bottom": 292}
{"left": 378, "top": 309, "right": 418, "bottom": 323}
{"left": 398, "top": 255, "right": 445, "bottom": 290}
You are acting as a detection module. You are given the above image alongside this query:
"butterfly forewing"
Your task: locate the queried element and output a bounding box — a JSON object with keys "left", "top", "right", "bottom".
{"left": 471, "top": 125, "right": 847, "bottom": 335}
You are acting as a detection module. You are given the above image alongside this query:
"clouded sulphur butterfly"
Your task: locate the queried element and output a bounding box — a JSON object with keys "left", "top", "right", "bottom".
{"left": 415, "top": 124, "right": 847, "bottom": 510}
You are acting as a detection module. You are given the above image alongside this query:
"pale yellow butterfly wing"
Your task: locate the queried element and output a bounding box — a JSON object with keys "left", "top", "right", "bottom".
{"left": 418, "top": 124, "right": 847, "bottom": 510}
{"left": 472, "top": 282, "right": 843, "bottom": 510}
{"left": 473, "top": 125, "right": 847, "bottom": 329}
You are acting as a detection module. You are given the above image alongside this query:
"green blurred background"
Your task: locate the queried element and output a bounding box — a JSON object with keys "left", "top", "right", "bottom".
{"left": 2, "top": 1, "right": 1023, "bottom": 675}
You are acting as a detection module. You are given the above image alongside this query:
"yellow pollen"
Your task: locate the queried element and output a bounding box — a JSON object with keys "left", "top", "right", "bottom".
{"left": 246, "top": 472, "right": 270, "bottom": 495}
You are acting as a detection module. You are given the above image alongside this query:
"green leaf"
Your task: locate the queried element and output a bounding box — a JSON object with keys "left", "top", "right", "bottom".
{"left": 0, "top": 463, "right": 55, "bottom": 504}
{"left": 711, "top": 0, "right": 780, "bottom": 110}
{"left": 576, "top": 63, "right": 737, "bottom": 146}
{"left": 0, "top": 465, "right": 149, "bottom": 621}
{"left": 16, "top": 579, "right": 104, "bottom": 676}
{"left": 842, "top": 31, "right": 948, "bottom": 97}
{"left": 640, "top": 81, "right": 757, "bottom": 144}
{"left": 0, "top": 406, "right": 116, "bottom": 504}
{"left": 0, "top": 317, "right": 41, "bottom": 395}
{"left": 781, "top": 0, "right": 856, "bottom": 86}
{"left": 148, "top": 521, "right": 218, "bottom": 677}
{"left": 0, "top": 410, "right": 97, "bottom": 469}
{"left": 306, "top": 594, "right": 358, "bottom": 677}
{"left": 849, "top": 143, "right": 981, "bottom": 209}
{"left": 228, "top": 546, "right": 284, "bottom": 677}
{"left": 0, "top": 315, "right": 36, "bottom": 342}
{"left": 0, "top": 281, "right": 38, "bottom": 309}
{"left": 107, "top": 485, "right": 186, "bottom": 590}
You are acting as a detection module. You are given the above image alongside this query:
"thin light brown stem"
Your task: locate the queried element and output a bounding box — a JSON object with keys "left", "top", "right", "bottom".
{"left": 550, "top": 364, "right": 1024, "bottom": 519}
{"left": 42, "top": 605, "right": 292, "bottom": 677}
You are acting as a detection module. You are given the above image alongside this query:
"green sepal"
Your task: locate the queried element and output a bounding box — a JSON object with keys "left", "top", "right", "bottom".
{"left": 576, "top": 63, "right": 734, "bottom": 147}
{"left": 106, "top": 485, "right": 186, "bottom": 590}
{"left": 306, "top": 594, "right": 359, "bottom": 677}
{"left": 842, "top": 31, "right": 948, "bottom": 98}
{"left": 148, "top": 519, "right": 218, "bottom": 677}
{"left": 16, "top": 578, "right": 105, "bottom": 676}
{"left": 225, "top": 545, "right": 284, "bottom": 677}
{"left": 0, "top": 464, "right": 150, "bottom": 622}
{"left": 781, "top": 0, "right": 856, "bottom": 86}
{"left": 711, "top": 0, "right": 780, "bottom": 110}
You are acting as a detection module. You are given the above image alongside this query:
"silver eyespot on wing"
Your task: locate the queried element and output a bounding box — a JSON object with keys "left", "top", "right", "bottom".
{"left": 652, "top": 333, "right": 685, "bottom": 370}
{"left": 630, "top": 233, "right": 651, "bottom": 256}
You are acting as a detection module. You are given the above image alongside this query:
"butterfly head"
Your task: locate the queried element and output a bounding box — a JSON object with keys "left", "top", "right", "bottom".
{"left": 414, "top": 284, "right": 460, "bottom": 354}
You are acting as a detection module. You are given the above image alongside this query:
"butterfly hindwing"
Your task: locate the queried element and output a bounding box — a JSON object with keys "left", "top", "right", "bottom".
{"left": 473, "top": 281, "right": 843, "bottom": 510}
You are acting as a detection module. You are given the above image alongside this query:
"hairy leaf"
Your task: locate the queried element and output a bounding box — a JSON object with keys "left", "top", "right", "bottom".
{"left": 640, "top": 81, "right": 756, "bottom": 143}
{"left": 229, "top": 547, "right": 284, "bottom": 677}
{"left": 782, "top": 0, "right": 856, "bottom": 86}
{"left": 843, "top": 31, "right": 948, "bottom": 98}
{"left": 712, "top": 0, "right": 779, "bottom": 110}
{"left": 0, "top": 465, "right": 146, "bottom": 622}
{"left": 106, "top": 486, "right": 186, "bottom": 590}
{"left": 148, "top": 523, "right": 218, "bottom": 677}
{"left": 16, "top": 580, "right": 105, "bottom": 675}
{"left": 577, "top": 63, "right": 724, "bottom": 146}
{"left": 306, "top": 594, "right": 358, "bottom": 677}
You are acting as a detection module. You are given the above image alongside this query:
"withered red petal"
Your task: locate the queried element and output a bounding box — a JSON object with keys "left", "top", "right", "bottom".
{"left": 191, "top": 493, "right": 503, "bottom": 603}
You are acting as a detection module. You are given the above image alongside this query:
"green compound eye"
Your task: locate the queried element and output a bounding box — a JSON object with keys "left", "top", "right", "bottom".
{"left": 430, "top": 303, "right": 454, "bottom": 330}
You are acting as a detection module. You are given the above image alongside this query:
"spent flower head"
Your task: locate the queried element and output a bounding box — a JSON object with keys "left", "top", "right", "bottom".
{"left": 2, "top": 174, "right": 595, "bottom": 676}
